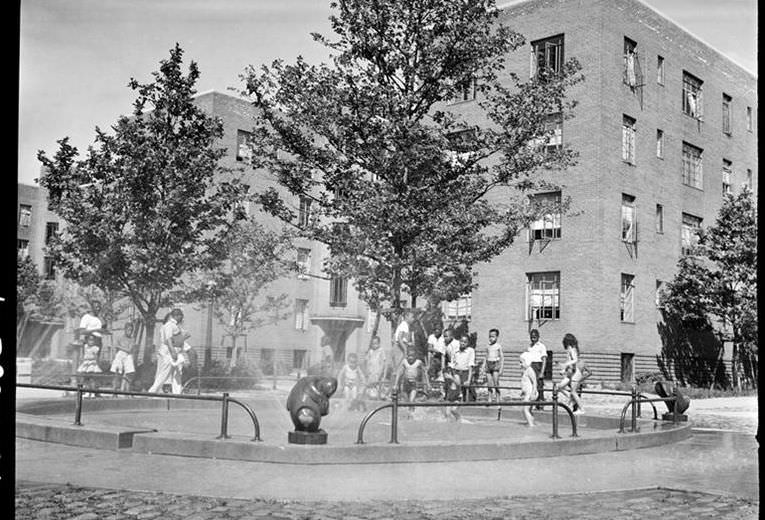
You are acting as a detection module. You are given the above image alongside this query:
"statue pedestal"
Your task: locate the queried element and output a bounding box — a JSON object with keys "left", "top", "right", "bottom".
{"left": 288, "top": 430, "right": 328, "bottom": 445}
{"left": 662, "top": 413, "right": 688, "bottom": 422}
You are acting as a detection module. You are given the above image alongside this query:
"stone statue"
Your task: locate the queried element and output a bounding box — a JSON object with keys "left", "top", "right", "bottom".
{"left": 286, "top": 376, "right": 338, "bottom": 444}
{"left": 654, "top": 381, "right": 690, "bottom": 419}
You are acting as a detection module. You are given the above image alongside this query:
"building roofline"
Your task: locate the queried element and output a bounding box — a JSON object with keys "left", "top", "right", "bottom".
{"left": 192, "top": 89, "right": 254, "bottom": 103}
{"left": 496, "top": 0, "right": 756, "bottom": 79}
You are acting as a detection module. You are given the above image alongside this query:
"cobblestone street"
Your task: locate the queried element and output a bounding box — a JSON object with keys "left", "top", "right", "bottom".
{"left": 15, "top": 481, "right": 758, "bottom": 520}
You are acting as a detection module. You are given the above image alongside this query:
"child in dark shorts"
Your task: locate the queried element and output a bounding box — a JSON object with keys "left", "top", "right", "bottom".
{"left": 442, "top": 371, "right": 462, "bottom": 421}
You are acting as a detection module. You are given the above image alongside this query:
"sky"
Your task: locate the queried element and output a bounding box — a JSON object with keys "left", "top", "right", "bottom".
{"left": 18, "top": 0, "right": 757, "bottom": 186}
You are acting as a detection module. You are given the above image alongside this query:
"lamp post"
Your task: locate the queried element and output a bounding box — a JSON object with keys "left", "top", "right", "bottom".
{"left": 204, "top": 280, "right": 216, "bottom": 370}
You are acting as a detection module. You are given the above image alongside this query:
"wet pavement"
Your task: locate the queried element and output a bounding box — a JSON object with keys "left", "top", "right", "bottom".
{"left": 14, "top": 481, "right": 759, "bottom": 519}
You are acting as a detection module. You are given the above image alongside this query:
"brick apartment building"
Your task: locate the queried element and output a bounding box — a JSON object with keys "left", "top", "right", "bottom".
{"left": 17, "top": 183, "right": 62, "bottom": 280}
{"left": 159, "top": 91, "right": 393, "bottom": 373}
{"left": 458, "top": 0, "right": 757, "bottom": 385}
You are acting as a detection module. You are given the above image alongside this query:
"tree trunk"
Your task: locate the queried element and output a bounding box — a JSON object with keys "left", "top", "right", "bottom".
{"left": 367, "top": 310, "right": 381, "bottom": 350}
{"left": 142, "top": 317, "right": 157, "bottom": 365}
{"left": 731, "top": 342, "right": 739, "bottom": 391}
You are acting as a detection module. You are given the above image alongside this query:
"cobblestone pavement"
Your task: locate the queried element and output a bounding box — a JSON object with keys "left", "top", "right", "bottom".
{"left": 15, "top": 481, "right": 758, "bottom": 520}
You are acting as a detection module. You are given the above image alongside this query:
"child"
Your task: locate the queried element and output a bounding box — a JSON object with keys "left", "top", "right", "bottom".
{"left": 558, "top": 333, "right": 587, "bottom": 415}
{"left": 337, "top": 353, "right": 367, "bottom": 411}
{"left": 111, "top": 321, "right": 137, "bottom": 393}
{"left": 519, "top": 351, "right": 538, "bottom": 426}
{"left": 365, "top": 336, "right": 387, "bottom": 400}
{"left": 395, "top": 350, "right": 429, "bottom": 418}
{"left": 484, "top": 328, "right": 504, "bottom": 403}
{"left": 77, "top": 332, "right": 103, "bottom": 395}
{"left": 442, "top": 370, "right": 462, "bottom": 422}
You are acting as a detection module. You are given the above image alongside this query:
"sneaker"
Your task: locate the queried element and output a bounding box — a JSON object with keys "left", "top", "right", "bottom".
{"left": 573, "top": 409, "right": 585, "bottom": 415}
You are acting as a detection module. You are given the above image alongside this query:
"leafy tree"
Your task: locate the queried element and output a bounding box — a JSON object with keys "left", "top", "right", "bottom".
{"left": 661, "top": 189, "right": 757, "bottom": 389}
{"left": 37, "top": 45, "right": 248, "bottom": 357}
{"left": 243, "top": 0, "right": 582, "bottom": 339}
{"left": 178, "top": 218, "right": 293, "bottom": 367}
{"left": 17, "top": 256, "right": 41, "bottom": 318}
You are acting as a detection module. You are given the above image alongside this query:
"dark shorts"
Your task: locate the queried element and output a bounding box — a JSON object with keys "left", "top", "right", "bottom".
{"left": 454, "top": 369, "right": 470, "bottom": 385}
{"left": 402, "top": 379, "right": 419, "bottom": 395}
{"left": 486, "top": 360, "right": 499, "bottom": 373}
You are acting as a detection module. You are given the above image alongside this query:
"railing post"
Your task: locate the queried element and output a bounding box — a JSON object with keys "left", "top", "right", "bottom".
{"left": 672, "top": 384, "right": 679, "bottom": 424}
{"left": 217, "top": 392, "right": 231, "bottom": 439}
{"left": 551, "top": 383, "right": 560, "bottom": 439}
{"left": 630, "top": 384, "right": 638, "bottom": 432}
{"left": 389, "top": 388, "right": 399, "bottom": 444}
{"left": 73, "top": 384, "right": 84, "bottom": 426}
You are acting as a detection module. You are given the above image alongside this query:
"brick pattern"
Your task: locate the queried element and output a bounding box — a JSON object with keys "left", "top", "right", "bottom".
{"left": 468, "top": 0, "right": 757, "bottom": 376}
{"left": 14, "top": 482, "right": 759, "bottom": 520}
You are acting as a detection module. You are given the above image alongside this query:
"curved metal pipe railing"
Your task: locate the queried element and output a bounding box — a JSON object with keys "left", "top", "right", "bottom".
{"left": 618, "top": 385, "right": 680, "bottom": 433}
{"left": 356, "top": 384, "right": 577, "bottom": 444}
{"left": 16, "top": 382, "right": 262, "bottom": 441}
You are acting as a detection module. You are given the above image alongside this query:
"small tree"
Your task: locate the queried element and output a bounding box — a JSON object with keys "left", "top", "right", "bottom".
{"left": 17, "top": 256, "right": 41, "bottom": 319}
{"left": 661, "top": 189, "right": 757, "bottom": 389}
{"left": 244, "top": 0, "right": 581, "bottom": 344}
{"left": 179, "top": 219, "right": 293, "bottom": 368}
{"left": 38, "top": 45, "right": 248, "bottom": 358}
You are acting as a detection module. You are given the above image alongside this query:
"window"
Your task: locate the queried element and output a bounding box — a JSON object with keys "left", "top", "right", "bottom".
{"left": 293, "top": 349, "right": 307, "bottom": 370}
{"left": 295, "top": 299, "right": 309, "bottom": 330}
{"left": 18, "top": 204, "right": 32, "bottom": 227}
{"left": 296, "top": 248, "right": 311, "bottom": 278}
{"left": 681, "top": 142, "right": 703, "bottom": 189}
{"left": 681, "top": 213, "right": 702, "bottom": 255}
{"left": 722, "top": 94, "right": 732, "bottom": 135}
{"left": 620, "top": 274, "right": 635, "bottom": 322}
{"left": 45, "top": 222, "right": 59, "bottom": 245}
{"left": 329, "top": 276, "right": 347, "bottom": 307}
{"left": 43, "top": 256, "right": 55, "bottom": 280}
{"left": 623, "top": 37, "right": 641, "bottom": 88}
{"left": 298, "top": 197, "right": 312, "bottom": 227}
{"left": 622, "top": 115, "right": 636, "bottom": 164}
{"left": 656, "top": 129, "right": 664, "bottom": 158}
{"left": 526, "top": 272, "right": 560, "bottom": 321}
{"left": 236, "top": 130, "right": 254, "bottom": 162}
{"left": 722, "top": 159, "right": 732, "bottom": 196}
{"left": 746, "top": 169, "right": 753, "bottom": 188}
{"left": 682, "top": 71, "right": 703, "bottom": 119}
{"left": 531, "top": 34, "right": 564, "bottom": 80}
{"left": 656, "top": 55, "right": 665, "bottom": 85}
{"left": 528, "top": 191, "right": 562, "bottom": 240}
{"left": 621, "top": 194, "right": 636, "bottom": 243}
{"left": 655, "top": 279, "right": 666, "bottom": 308}
{"left": 458, "top": 77, "right": 477, "bottom": 101}
{"left": 17, "top": 239, "right": 29, "bottom": 258}
{"left": 442, "top": 294, "right": 472, "bottom": 321}
{"left": 544, "top": 113, "right": 563, "bottom": 152}
{"left": 746, "top": 106, "right": 753, "bottom": 131}
{"left": 655, "top": 204, "right": 664, "bottom": 234}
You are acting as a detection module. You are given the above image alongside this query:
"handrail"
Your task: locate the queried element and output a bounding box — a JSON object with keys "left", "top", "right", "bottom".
{"left": 181, "top": 375, "right": 264, "bottom": 395}
{"left": 356, "top": 384, "right": 577, "bottom": 444}
{"left": 618, "top": 384, "right": 680, "bottom": 433}
{"left": 16, "top": 382, "right": 262, "bottom": 442}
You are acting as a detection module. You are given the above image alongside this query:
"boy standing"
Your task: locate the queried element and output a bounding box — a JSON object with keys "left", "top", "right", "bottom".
{"left": 365, "top": 336, "right": 386, "bottom": 399}
{"left": 111, "top": 321, "right": 137, "bottom": 392}
{"left": 527, "top": 329, "right": 548, "bottom": 410}
{"left": 395, "top": 350, "right": 429, "bottom": 417}
{"left": 338, "top": 353, "right": 367, "bottom": 411}
{"left": 449, "top": 335, "right": 475, "bottom": 402}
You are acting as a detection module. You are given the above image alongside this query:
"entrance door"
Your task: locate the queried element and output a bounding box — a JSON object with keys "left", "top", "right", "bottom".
{"left": 621, "top": 353, "right": 635, "bottom": 384}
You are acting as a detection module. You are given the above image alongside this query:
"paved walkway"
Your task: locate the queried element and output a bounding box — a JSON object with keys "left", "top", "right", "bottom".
{"left": 14, "top": 481, "right": 758, "bottom": 520}
{"left": 15, "top": 429, "right": 759, "bottom": 502}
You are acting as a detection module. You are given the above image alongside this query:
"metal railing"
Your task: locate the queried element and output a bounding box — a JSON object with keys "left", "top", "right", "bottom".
{"left": 16, "top": 383, "right": 262, "bottom": 441}
{"left": 437, "top": 383, "right": 659, "bottom": 419}
{"left": 618, "top": 384, "right": 679, "bottom": 433}
{"left": 356, "top": 383, "right": 577, "bottom": 444}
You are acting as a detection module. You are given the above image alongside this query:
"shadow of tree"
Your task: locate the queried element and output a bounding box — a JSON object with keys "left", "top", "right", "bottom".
{"left": 656, "top": 314, "right": 730, "bottom": 389}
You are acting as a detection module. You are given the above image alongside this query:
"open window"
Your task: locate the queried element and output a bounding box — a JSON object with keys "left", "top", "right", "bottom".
{"left": 531, "top": 34, "right": 564, "bottom": 81}
{"left": 722, "top": 159, "right": 732, "bottom": 196}
{"left": 681, "top": 212, "right": 702, "bottom": 255}
{"left": 528, "top": 191, "right": 562, "bottom": 251}
{"left": 622, "top": 115, "right": 636, "bottom": 164}
{"left": 620, "top": 274, "right": 635, "bottom": 323}
{"left": 682, "top": 71, "right": 703, "bottom": 120}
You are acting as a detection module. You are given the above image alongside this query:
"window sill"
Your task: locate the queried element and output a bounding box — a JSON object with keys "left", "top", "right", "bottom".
{"left": 329, "top": 303, "right": 348, "bottom": 308}
{"left": 656, "top": 156, "right": 664, "bottom": 160}
{"left": 682, "top": 113, "right": 703, "bottom": 123}
{"left": 622, "top": 160, "right": 636, "bottom": 167}
{"left": 620, "top": 321, "right": 636, "bottom": 325}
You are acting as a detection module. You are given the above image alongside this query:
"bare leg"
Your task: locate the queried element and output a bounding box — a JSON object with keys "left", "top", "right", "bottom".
{"left": 523, "top": 401, "right": 535, "bottom": 426}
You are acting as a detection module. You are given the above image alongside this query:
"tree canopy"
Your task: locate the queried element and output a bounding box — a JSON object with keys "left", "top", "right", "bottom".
{"left": 37, "top": 44, "right": 248, "bottom": 349}
{"left": 661, "top": 188, "right": 758, "bottom": 388}
{"left": 243, "top": 0, "right": 582, "bottom": 322}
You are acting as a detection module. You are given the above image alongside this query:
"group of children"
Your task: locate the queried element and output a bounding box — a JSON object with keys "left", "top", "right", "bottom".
{"left": 334, "top": 327, "right": 592, "bottom": 427}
